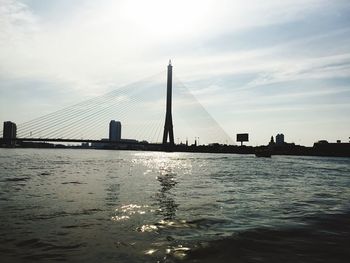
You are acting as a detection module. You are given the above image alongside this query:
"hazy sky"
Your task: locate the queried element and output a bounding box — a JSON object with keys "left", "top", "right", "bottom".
{"left": 1, "top": 0, "right": 350, "bottom": 145}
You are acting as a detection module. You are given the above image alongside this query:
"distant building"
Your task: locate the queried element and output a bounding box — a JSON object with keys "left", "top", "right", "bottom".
{"left": 313, "top": 140, "right": 350, "bottom": 157}
{"left": 3, "top": 121, "right": 17, "bottom": 146}
{"left": 92, "top": 138, "right": 110, "bottom": 149}
{"left": 81, "top": 142, "right": 90, "bottom": 148}
{"left": 109, "top": 120, "right": 121, "bottom": 141}
{"left": 276, "top": 134, "right": 285, "bottom": 145}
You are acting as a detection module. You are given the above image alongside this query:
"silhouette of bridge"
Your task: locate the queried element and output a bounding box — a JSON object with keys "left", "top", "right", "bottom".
{"left": 1, "top": 62, "right": 233, "bottom": 147}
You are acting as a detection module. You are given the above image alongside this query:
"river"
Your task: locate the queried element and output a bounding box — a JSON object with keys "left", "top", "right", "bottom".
{"left": 0, "top": 149, "right": 349, "bottom": 262}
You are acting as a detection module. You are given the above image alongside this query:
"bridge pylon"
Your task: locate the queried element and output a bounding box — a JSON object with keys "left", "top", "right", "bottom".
{"left": 162, "top": 60, "right": 175, "bottom": 146}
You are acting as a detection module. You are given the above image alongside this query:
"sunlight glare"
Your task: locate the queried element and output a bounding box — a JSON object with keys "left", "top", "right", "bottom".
{"left": 120, "top": 0, "right": 213, "bottom": 39}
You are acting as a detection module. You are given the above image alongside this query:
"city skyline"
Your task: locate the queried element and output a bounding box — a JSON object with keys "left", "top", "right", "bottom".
{"left": 1, "top": 0, "right": 350, "bottom": 146}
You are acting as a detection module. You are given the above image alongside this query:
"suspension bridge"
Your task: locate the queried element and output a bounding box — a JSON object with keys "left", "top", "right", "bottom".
{"left": 1, "top": 61, "right": 234, "bottom": 149}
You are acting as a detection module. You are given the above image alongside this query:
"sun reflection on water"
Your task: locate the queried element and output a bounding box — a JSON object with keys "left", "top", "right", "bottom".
{"left": 111, "top": 204, "right": 153, "bottom": 221}
{"left": 111, "top": 215, "right": 130, "bottom": 221}
{"left": 144, "top": 248, "right": 158, "bottom": 255}
{"left": 134, "top": 152, "right": 192, "bottom": 176}
{"left": 137, "top": 219, "right": 193, "bottom": 233}
{"left": 144, "top": 245, "right": 191, "bottom": 260}
{"left": 112, "top": 153, "right": 197, "bottom": 260}
{"left": 137, "top": 224, "right": 158, "bottom": 232}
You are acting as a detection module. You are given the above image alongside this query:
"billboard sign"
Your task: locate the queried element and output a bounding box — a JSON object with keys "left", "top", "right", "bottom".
{"left": 236, "top": 133, "right": 249, "bottom": 142}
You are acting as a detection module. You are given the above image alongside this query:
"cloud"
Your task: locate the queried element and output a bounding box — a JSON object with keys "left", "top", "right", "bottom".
{"left": 0, "top": 0, "right": 38, "bottom": 38}
{"left": 244, "top": 53, "right": 350, "bottom": 88}
{"left": 2, "top": 0, "right": 347, "bottom": 89}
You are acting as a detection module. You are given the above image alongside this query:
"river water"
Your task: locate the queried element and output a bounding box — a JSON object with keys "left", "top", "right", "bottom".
{"left": 0, "top": 149, "right": 349, "bottom": 262}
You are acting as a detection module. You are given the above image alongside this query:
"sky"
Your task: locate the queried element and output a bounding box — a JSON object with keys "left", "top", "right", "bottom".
{"left": 1, "top": 0, "right": 350, "bottom": 146}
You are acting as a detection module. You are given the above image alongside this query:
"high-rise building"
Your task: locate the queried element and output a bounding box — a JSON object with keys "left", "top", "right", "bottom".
{"left": 109, "top": 120, "right": 121, "bottom": 141}
{"left": 276, "top": 133, "right": 285, "bottom": 145}
{"left": 3, "top": 121, "right": 17, "bottom": 146}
